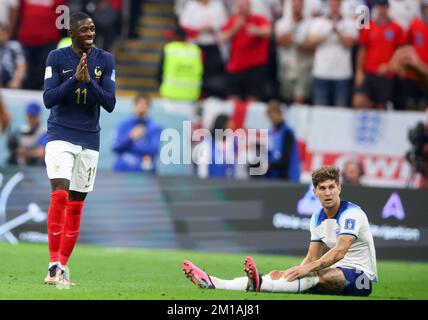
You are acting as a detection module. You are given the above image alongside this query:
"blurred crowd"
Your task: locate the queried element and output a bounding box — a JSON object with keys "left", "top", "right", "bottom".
{"left": 154, "top": 0, "right": 428, "bottom": 186}
{"left": 0, "top": 0, "right": 128, "bottom": 91}
{"left": 164, "top": 0, "right": 428, "bottom": 111}
{"left": 0, "top": 0, "right": 425, "bottom": 111}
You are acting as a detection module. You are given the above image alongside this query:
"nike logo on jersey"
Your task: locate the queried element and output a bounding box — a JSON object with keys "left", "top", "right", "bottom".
{"left": 53, "top": 231, "right": 62, "bottom": 236}
{"left": 62, "top": 69, "right": 73, "bottom": 74}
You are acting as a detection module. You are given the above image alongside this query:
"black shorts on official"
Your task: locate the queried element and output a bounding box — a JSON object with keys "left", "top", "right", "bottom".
{"left": 355, "top": 73, "right": 393, "bottom": 105}
{"left": 227, "top": 65, "right": 268, "bottom": 100}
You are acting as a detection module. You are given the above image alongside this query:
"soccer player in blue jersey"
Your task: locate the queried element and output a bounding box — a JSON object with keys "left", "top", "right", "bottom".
{"left": 183, "top": 166, "right": 378, "bottom": 296}
{"left": 42, "top": 12, "right": 116, "bottom": 287}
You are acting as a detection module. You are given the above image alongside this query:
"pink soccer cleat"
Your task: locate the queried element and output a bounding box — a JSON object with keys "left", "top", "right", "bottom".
{"left": 244, "top": 256, "right": 261, "bottom": 292}
{"left": 182, "top": 260, "right": 215, "bottom": 289}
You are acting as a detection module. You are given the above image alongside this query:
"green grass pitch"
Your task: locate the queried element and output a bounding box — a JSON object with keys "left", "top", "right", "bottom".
{"left": 0, "top": 243, "right": 427, "bottom": 300}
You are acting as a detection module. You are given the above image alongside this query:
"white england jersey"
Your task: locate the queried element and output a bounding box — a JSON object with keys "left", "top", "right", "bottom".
{"left": 310, "top": 200, "right": 378, "bottom": 282}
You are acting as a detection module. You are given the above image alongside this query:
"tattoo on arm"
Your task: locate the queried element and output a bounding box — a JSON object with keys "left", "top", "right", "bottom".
{"left": 313, "top": 236, "right": 355, "bottom": 271}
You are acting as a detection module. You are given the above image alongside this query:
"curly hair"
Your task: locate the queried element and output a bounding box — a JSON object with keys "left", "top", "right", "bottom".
{"left": 312, "top": 166, "right": 340, "bottom": 188}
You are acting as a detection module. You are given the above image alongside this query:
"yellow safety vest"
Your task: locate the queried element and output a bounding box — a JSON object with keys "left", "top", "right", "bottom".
{"left": 160, "top": 41, "right": 203, "bottom": 101}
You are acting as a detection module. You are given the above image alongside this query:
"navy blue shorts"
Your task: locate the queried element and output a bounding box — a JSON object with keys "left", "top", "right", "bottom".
{"left": 338, "top": 267, "right": 372, "bottom": 297}
{"left": 306, "top": 268, "right": 373, "bottom": 296}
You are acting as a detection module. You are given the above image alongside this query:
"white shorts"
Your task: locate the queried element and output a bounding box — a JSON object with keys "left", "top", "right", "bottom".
{"left": 45, "top": 140, "right": 99, "bottom": 193}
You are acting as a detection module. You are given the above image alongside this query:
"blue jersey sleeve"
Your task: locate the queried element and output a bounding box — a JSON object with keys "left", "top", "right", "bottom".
{"left": 43, "top": 50, "right": 78, "bottom": 108}
{"left": 87, "top": 52, "right": 116, "bottom": 113}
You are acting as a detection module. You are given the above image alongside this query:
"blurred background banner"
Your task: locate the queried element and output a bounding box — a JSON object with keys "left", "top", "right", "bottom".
{"left": 301, "top": 107, "right": 426, "bottom": 187}
{"left": 1, "top": 90, "right": 425, "bottom": 186}
{"left": 1, "top": 167, "right": 427, "bottom": 261}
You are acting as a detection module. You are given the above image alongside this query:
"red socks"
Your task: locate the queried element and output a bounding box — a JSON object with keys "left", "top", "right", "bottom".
{"left": 47, "top": 190, "right": 84, "bottom": 266}
{"left": 59, "top": 200, "right": 84, "bottom": 266}
{"left": 47, "top": 190, "right": 68, "bottom": 262}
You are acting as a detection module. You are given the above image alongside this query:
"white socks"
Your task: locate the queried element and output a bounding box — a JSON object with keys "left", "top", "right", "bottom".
{"left": 260, "top": 273, "right": 319, "bottom": 293}
{"left": 209, "top": 273, "right": 319, "bottom": 294}
{"left": 210, "top": 276, "right": 248, "bottom": 291}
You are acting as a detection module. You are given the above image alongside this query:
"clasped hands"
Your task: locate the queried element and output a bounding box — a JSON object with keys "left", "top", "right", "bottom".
{"left": 75, "top": 53, "right": 90, "bottom": 83}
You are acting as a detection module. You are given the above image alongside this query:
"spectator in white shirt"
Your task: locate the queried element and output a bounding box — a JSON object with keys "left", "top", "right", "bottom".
{"left": 387, "top": 0, "right": 421, "bottom": 31}
{"left": 276, "top": 0, "right": 314, "bottom": 103}
{"left": 341, "top": 0, "right": 366, "bottom": 19}
{"left": 0, "top": 0, "right": 18, "bottom": 39}
{"left": 307, "top": 0, "right": 358, "bottom": 106}
{"left": 281, "top": 0, "right": 323, "bottom": 25}
{"left": 250, "top": 0, "right": 282, "bottom": 22}
{"left": 179, "top": 0, "right": 229, "bottom": 97}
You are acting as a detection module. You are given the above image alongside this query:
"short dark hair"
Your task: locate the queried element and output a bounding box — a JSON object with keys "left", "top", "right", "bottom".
{"left": 266, "top": 100, "right": 283, "bottom": 115}
{"left": 211, "top": 114, "right": 230, "bottom": 132}
{"left": 375, "top": 0, "right": 389, "bottom": 6}
{"left": 312, "top": 166, "right": 340, "bottom": 188}
{"left": 70, "top": 12, "right": 91, "bottom": 29}
{"left": 134, "top": 92, "right": 150, "bottom": 104}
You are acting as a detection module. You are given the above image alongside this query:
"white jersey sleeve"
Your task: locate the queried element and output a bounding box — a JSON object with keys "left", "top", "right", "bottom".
{"left": 337, "top": 208, "right": 364, "bottom": 239}
{"left": 334, "top": 202, "right": 378, "bottom": 281}
{"left": 309, "top": 209, "right": 323, "bottom": 242}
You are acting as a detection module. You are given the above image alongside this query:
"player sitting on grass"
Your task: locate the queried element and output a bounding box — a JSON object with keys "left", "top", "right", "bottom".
{"left": 182, "top": 166, "right": 378, "bottom": 296}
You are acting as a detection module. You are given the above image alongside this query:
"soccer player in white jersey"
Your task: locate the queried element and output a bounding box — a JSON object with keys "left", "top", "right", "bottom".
{"left": 182, "top": 166, "right": 378, "bottom": 296}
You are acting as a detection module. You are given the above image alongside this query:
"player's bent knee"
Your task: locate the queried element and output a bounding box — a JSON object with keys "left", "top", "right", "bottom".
{"left": 268, "top": 270, "right": 282, "bottom": 280}
{"left": 314, "top": 268, "right": 346, "bottom": 295}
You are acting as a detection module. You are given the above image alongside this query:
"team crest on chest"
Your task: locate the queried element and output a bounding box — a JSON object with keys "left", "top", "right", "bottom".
{"left": 94, "top": 66, "right": 103, "bottom": 79}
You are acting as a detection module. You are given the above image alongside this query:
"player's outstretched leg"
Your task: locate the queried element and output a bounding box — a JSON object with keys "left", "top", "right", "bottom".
{"left": 182, "top": 259, "right": 251, "bottom": 291}
{"left": 260, "top": 270, "right": 320, "bottom": 293}
{"left": 244, "top": 256, "right": 262, "bottom": 292}
{"left": 182, "top": 260, "right": 215, "bottom": 289}
{"left": 245, "top": 256, "right": 320, "bottom": 294}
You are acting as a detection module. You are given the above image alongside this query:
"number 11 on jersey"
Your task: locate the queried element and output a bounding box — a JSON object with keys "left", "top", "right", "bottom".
{"left": 75, "top": 88, "right": 88, "bottom": 104}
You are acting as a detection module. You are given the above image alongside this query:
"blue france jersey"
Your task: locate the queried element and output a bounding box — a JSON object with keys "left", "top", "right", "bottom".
{"left": 310, "top": 200, "right": 378, "bottom": 282}
{"left": 43, "top": 46, "right": 116, "bottom": 151}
